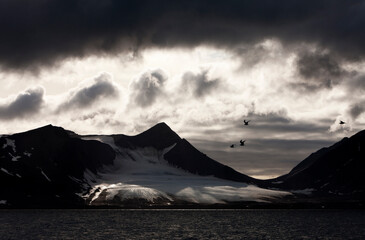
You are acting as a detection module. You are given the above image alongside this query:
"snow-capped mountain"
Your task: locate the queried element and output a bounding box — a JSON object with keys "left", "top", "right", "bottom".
{"left": 0, "top": 123, "right": 364, "bottom": 208}
{"left": 0, "top": 123, "right": 288, "bottom": 207}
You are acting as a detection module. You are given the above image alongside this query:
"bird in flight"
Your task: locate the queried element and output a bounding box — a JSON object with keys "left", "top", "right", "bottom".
{"left": 243, "top": 120, "right": 250, "bottom": 125}
{"left": 339, "top": 120, "right": 345, "bottom": 125}
{"left": 230, "top": 144, "right": 235, "bottom": 148}
{"left": 240, "top": 140, "right": 245, "bottom": 146}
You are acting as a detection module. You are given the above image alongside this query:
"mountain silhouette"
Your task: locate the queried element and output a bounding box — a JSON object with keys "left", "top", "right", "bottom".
{"left": 266, "top": 130, "right": 365, "bottom": 199}
{"left": 112, "top": 122, "right": 181, "bottom": 150}
{"left": 0, "top": 123, "right": 364, "bottom": 208}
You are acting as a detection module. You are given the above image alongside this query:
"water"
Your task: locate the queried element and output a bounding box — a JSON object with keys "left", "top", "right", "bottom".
{"left": 1, "top": 209, "right": 365, "bottom": 239}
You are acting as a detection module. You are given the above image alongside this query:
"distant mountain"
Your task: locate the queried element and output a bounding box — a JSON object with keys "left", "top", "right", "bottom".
{"left": 0, "top": 123, "right": 272, "bottom": 208}
{"left": 1, "top": 123, "right": 364, "bottom": 208}
{"left": 266, "top": 130, "right": 365, "bottom": 199}
{"left": 112, "top": 122, "right": 256, "bottom": 184}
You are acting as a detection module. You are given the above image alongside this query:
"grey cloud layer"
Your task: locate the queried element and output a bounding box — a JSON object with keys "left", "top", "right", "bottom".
{"left": 0, "top": 87, "right": 44, "bottom": 120}
{"left": 348, "top": 101, "right": 365, "bottom": 121}
{"left": 1, "top": 0, "right": 365, "bottom": 71}
{"left": 296, "top": 52, "right": 346, "bottom": 81}
{"left": 58, "top": 73, "right": 119, "bottom": 111}
{"left": 182, "top": 70, "right": 221, "bottom": 98}
{"left": 129, "top": 69, "right": 167, "bottom": 107}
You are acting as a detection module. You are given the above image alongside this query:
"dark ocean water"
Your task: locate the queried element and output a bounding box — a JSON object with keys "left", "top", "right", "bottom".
{"left": 1, "top": 209, "right": 365, "bottom": 239}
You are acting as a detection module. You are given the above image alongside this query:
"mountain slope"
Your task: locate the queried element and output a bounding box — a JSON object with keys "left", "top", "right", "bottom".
{"left": 164, "top": 139, "right": 256, "bottom": 184}
{"left": 267, "top": 130, "right": 365, "bottom": 198}
{"left": 0, "top": 125, "right": 115, "bottom": 207}
{"left": 111, "top": 122, "right": 256, "bottom": 184}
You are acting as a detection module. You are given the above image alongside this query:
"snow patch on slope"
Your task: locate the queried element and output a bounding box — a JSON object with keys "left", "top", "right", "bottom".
{"left": 40, "top": 169, "right": 51, "bottom": 182}
{"left": 81, "top": 136, "right": 290, "bottom": 205}
{"left": 9, "top": 153, "right": 21, "bottom": 162}
{"left": 103, "top": 183, "right": 172, "bottom": 202}
{"left": 1, "top": 168, "right": 13, "bottom": 176}
{"left": 2, "top": 138, "right": 16, "bottom": 152}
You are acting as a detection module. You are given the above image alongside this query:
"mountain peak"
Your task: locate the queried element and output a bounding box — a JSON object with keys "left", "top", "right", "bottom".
{"left": 136, "top": 122, "right": 179, "bottom": 137}
{"left": 12, "top": 124, "right": 69, "bottom": 139}
{"left": 113, "top": 122, "right": 181, "bottom": 150}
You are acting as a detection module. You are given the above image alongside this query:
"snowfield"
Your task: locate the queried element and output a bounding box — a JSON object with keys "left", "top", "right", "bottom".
{"left": 81, "top": 136, "right": 291, "bottom": 205}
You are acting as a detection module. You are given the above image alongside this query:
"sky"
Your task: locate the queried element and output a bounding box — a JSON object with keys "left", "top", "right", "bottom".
{"left": 1, "top": 0, "right": 365, "bottom": 179}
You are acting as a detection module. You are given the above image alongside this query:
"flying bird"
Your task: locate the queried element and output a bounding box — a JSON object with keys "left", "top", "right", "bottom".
{"left": 339, "top": 120, "right": 345, "bottom": 125}
{"left": 243, "top": 120, "right": 250, "bottom": 125}
{"left": 240, "top": 140, "right": 246, "bottom": 146}
{"left": 230, "top": 144, "right": 235, "bottom": 148}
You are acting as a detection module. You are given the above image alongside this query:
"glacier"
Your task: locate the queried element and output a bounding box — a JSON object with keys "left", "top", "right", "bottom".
{"left": 80, "top": 136, "right": 290, "bottom": 206}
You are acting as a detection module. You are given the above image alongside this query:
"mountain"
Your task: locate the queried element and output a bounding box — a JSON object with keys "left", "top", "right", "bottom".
{"left": 0, "top": 125, "right": 115, "bottom": 207}
{"left": 1, "top": 123, "right": 287, "bottom": 208}
{"left": 112, "top": 122, "right": 256, "bottom": 184}
{"left": 265, "top": 130, "right": 365, "bottom": 200}
{"left": 1, "top": 123, "right": 364, "bottom": 208}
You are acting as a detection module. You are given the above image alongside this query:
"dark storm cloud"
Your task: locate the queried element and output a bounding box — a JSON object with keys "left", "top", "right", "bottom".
{"left": 58, "top": 73, "right": 119, "bottom": 111}
{"left": 296, "top": 51, "right": 345, "bottom": 80}
{"left": 348, "top": 101, "right": 365, "bottom": 121}
{"left": 182, "top": 70, "right": 221, "bottom": 98}
{"left": 130, "top": 69, "right": 167, "bottom": 107}
{"left": 346, "top": 74, "right": 365, "bottom": 92}
{"left": 1, "top": 0, "right": 365, "bottom": 72}
{"left": 0, "top": 87, "right": 44, "bottom": 120}
{"left": 291, "top": 51, "right": 351, "bottom": 92}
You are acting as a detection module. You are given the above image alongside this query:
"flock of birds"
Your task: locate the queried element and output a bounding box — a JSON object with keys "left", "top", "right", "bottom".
{"left": 230, "top": 120, "right": 250, "bottom": 148}
{"left": 229, "top": 119, "right": 346, "bottom": 149}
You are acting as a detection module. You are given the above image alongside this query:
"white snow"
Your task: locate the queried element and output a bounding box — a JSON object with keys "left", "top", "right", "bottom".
{"left": 9, "top": 153, "right": 21, "bottom": 162}
{"left": 40, "top": 169, "right": 51, "bottom": 182}
{"left": 2, "top": 138, "right": 16, "bottom": 152}
{"left": 24, "top": 151, "right": 32, "bottom": 157}
{"left": 15, "top": 173, "right": 22, "bottom": 178}
{"left": 1, "top": 168, "right": 13, "bottom": 176}
{"left": 0, "top": 200, "right": 7, "bottom": 205}
{"left": 81, "top": 136, "right": 291, "bottom": 205}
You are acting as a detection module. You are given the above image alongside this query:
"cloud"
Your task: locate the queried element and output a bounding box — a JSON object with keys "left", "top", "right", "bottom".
{"left": 296, "top": 51, "right": 345, "bottom": 81}
{"left": 129, "top": 69, "right": 167, "bottom": 107}
{"left": 0, "top": 87, "right": 44, "bottom": 120}
{"left": 348, "top": 101, "right": 365, "bottom": 121}
{"left": 1, "top": 1, "right": 365, "bottom": 72}
{"left": 182, "top": 70, "right": 221, "bottom": 98}
{"left": 346, "top": 74, "right": 365, "bottom": 92}
{"left": 290, "top": 50, "right": 350, "bottom": 92}
{"left": 57, "top": 73, "right": 119, "bottom": 111}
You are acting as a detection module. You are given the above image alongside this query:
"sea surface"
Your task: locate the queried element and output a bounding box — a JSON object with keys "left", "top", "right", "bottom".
{"left": 1, "top": 209, "right": 365, "bottom": 239}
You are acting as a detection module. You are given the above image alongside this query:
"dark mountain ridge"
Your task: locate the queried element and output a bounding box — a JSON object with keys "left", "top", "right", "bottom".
{"left": 265, "top": 130, "right": 365, "bottom": 199}
{"left": 0, "top": 125, "right": 115, "bottom": 207}
{"left": 0, "top": 123, "right": 364, "bottom": 207}
{"left": 112, "top": 122, "right": 181, "bottom": 150}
